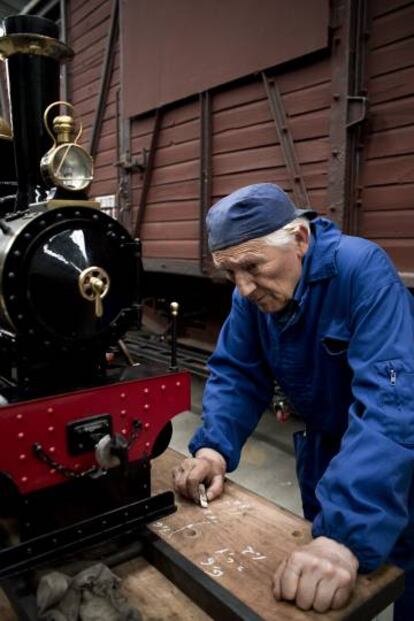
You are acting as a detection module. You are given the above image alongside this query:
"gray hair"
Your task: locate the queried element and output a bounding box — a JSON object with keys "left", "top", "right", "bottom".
{"left": 262, "top": 217, "right": 310, "bottom": 247}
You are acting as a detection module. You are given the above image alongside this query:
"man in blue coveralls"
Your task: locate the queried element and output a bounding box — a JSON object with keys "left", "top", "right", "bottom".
{"left": 172, "top": 183, "right": 414, "bottom": 619}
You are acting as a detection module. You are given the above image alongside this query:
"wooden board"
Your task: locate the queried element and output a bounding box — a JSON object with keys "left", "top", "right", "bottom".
{"left": 116, "top": 558, "right": 212, "bottom": 620}
{"left": 0, "top": 448, "right": 404, "bottom": 620}
{"left": 147, "top": 449, "right": 404, "bottom": 621}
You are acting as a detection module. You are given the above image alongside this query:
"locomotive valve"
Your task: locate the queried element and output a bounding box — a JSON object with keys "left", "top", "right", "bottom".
{"left": 78, "top": 266, "right": 110, "bottom": 318}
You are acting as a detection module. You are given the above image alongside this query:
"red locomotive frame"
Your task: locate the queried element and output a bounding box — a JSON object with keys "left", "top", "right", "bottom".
{"left": 0, "top": 370, "right": 191, "bottom": 495}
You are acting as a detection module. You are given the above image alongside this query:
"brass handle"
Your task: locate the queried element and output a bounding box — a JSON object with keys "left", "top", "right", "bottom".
{"left": 79, "top": 266, "right": 110, "bottom": 318}
{"left": 90, "top": 276, "right": 105, "bottom": 318}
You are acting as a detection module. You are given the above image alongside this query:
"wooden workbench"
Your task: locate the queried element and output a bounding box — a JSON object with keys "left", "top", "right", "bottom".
{"left": 0, "top": 448, "right": 404, "bottom": 620}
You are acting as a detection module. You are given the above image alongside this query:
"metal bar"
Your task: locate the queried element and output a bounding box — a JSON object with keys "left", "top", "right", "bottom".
{"left": 59, "top": 0, "right": 68, "bottom": 101}
{"left": 326, "top": 0, "right": 369, "bottom": 232}
{"left": 133, "top": 108, "right": 162, "bottom": 238}
{"left": 199, "top": 90, "right": 212, "bottom": 274}
{"left": 20, "top": 0, "right": 47, "bottom": 14}
{"left": 37, "top": 0, "right": 59, "bottom": 17}
{"left": 89, "top": 0, "right": 119, "bottom": 157}
{"left": 118, "top": 116, "right": 132, "bottom": 229}
{"left": 345, "top": 0, "right": 370, "bottom": 235}
{"left": 143, "top": 531, "right": 264, "bottom": 621}
{"left": 0, "top": 491, "right": 175, "bottom": 579}
{"left": 115, "top": 87, "right": 121, "bottom": 216}
{"left": 262, "top": 72, "right": 310, "bottom": 209}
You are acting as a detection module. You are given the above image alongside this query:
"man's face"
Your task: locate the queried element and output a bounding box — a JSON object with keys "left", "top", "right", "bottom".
{"left": 212, "top": 229, "right": 309, "bottom": 313}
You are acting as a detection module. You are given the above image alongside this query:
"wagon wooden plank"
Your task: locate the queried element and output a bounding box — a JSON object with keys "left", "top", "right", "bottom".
{"left": 70, "top": 0, "right": 111, "bottom": 29}
{"left": 362, "top": 209, "right": 414, "bottom": 238}
{"left": 70, "top": 0, "right": 112, "bottom": 41}
{"left": 70, "top": 20, "right": 109, "bottom": 57}
{"left": 213, "top": 142, "right": 329, "bottom": 178}
{"left": 370, "top": 66, "right": 414, "bottom": 105}
{"left": 141, "top": 180, "right": 200, "bottom": 203}
{"left": 365, "top": 126, "right": 414, "bottom": 159}
{"left": 90, "top": 178, "right": 117, "bottom": 197}
{"left": 370, "top": 3, "right": 414, "bottom": 50}
{"left": 214, "top": 100, "right": 271, "bottom": 134}
{"left": 212, "top": 162, "right": 327, "bottom": 197}
{"left": 371, "top": 0, "right": 414, "bottom": 19}
{"left": 363, "top": 153, "right": 414, "bottom": 186}
{"left": 141, "top": 220, "right": 199, "bottom": 241}
{"left": 368, "top": 35, "right": 414, "bottom": 78}
{"left": 369, "top": 96, "right": 414, "bottom": 132}
{"left": 363, "top": 183, "right": 414, "bottom": 211}
{"left": 154, "top": 140, "right": 200, "bottom": 168}
{"left": 151, "top": 160, "right": 200, "bottom": 186}
{"left": 144, "top": 201, "right": 200, "bottom": 223}
{"left": 143, "top": 240, "right": 199, "bottom": 259}
{"left": 132, "top": 119, "right": 200, "bottom": 153}
{"left": 213, "top": 122, "right": 279, "bottom": 154}
{"left": 283, "top": 81, "right": 331, "bottom": 117}
{"left": 276, "top": 57, "right": 331, "bottom": 95}
{"left": 213, "top": 80, "right": 267, "bottom": 113}
{"left": 371, "top": 239, "right": 414, "bottom": 272}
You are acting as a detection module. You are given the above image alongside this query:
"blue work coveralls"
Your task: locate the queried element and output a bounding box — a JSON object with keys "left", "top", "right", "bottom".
{"left": 189, "top": 218, "right": 414, "bottom": 580}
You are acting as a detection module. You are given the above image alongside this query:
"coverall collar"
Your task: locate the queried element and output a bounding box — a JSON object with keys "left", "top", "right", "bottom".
{"left": 306, "top": 217, "right": 341, "bottom": 283}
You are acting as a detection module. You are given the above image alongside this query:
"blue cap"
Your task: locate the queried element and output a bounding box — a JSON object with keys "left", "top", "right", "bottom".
{"left": 207, "top": 183, "right": 317, "bottom": 251}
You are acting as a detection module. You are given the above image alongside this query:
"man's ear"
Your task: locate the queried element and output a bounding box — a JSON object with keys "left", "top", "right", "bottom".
{"left": 294, "top": 225, "right": 310, "bottom": 257}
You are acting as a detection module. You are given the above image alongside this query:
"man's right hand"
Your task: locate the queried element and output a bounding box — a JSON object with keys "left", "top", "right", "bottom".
{"left": 172, "top": 448, "right": 226, "bottom": 504}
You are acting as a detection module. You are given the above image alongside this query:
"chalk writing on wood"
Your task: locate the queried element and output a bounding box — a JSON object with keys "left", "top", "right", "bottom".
{"left": 199, "top": 546, "right": 267, "bottom": 578}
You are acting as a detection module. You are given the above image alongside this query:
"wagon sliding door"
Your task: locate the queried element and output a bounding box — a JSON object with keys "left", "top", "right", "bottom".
{"left": 120, "top": 0, "right": 331, "bottom": 277}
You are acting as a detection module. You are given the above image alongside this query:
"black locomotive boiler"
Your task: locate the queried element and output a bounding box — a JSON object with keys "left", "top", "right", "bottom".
{"left": 0, "top": 14, "right": 190, "bottom": 578}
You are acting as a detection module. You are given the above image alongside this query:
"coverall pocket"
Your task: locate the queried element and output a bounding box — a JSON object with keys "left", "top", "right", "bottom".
{"left": 375, "top": 361, "right": 414, "bottom": 445}
{"left": 321, "top": 336, "right": 349, "bottom": 356}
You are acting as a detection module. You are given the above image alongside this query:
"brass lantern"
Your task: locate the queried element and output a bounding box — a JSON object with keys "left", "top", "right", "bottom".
{"left": 40, "top": 100, "right": 93, "bottom": 192}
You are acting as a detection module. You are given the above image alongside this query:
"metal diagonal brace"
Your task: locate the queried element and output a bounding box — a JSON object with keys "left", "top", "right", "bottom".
{"left": 262, "top": 72, "right": 310, "bottom": 209}
{"left": 89, "top": 0, "right": 119, "bottom": 157}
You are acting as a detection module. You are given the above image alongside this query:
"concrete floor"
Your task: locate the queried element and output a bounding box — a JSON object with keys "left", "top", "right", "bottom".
{"left": 168, "top": 377, "right": 393, "bottom": 621}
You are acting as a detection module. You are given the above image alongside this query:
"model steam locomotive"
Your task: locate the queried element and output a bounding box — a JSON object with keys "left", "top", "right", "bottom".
{"left": 0, "top": 14, "right": 190, "bottom": 577}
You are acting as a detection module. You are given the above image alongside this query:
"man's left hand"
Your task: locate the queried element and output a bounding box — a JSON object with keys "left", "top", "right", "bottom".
{"left": 272, "top": 536, "right": 359, "bottom": 612}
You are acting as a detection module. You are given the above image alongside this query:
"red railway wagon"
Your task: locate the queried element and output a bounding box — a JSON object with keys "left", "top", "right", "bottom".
{"left": 21, "top": 0, "right": 414, "bottom": 345}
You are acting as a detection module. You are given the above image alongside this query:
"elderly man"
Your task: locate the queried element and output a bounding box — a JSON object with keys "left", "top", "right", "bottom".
{"left": 172, "top": 183, "right": 414, "bottom": 619}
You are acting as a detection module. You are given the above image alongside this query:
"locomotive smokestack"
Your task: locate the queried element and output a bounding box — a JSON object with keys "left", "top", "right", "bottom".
{"left": 1, "top": 15, "right": 72, "bottom": 209}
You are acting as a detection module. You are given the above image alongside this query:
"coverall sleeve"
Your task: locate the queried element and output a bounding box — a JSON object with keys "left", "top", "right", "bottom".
{"left": 312, "top": 255, "right": 414, "bottom": 572}
{"left": 189, "top": 290, "right": 274, "bottom": 471}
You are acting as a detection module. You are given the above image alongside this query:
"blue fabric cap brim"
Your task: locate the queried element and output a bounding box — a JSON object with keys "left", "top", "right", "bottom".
{"left": 207, "top": 183, "right": 317, "bottom": 251}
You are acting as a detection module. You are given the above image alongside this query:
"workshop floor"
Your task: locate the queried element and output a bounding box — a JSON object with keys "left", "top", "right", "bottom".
{"left": 169, "top": 377, "right": 393, "bottom": 621}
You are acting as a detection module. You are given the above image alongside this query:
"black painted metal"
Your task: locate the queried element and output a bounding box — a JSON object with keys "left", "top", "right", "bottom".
{"left": 124, "top": 332, "right": 209, "bottom": 378}
{"left": 133, "top": 108, "right": 162, "bottom": 239}
{"left": 0, "top": 491, "right": 176, "bottom": 579}
{"left": 262, "top": 72, "right": 310, "bottom": 209}
{"left": 4, "top": 15, "right": 61, "bottom": 209}
{"left": 143, "top": 530, "right": 264, "bottom": 621}
{"left": 89, "top": 0, "right": 119, "bottom": 158}
{"left": 199, "top": 90, "right": 212, "bottom": 274}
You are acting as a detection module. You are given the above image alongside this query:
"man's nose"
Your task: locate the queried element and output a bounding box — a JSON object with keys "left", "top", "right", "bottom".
{"left": 234, "top": 271, "right": 256, "bottom": 297}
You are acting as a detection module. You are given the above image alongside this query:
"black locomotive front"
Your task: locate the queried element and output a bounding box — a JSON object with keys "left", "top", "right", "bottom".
{"left": 0, "top": 14, "right": 141, "bottom": 395}
{"left": 0, "top": 14, "right": 190, "bottom": 579}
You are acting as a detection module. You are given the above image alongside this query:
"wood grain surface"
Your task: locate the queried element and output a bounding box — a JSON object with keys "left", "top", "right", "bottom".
{"left": 0, "top": 448, "right": 404, "bottom": 620}
{"left": 147, "top": 449, "right": 404, "bottom": 621}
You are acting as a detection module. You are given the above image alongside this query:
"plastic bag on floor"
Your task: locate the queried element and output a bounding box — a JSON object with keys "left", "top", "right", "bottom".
{"left": 37, "top": 563, "right": 142, "bottom": 621}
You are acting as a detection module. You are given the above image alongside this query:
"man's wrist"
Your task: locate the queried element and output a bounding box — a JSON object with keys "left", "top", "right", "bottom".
{"left": 195, "top": 448, "right": 227, "bottom": 472}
